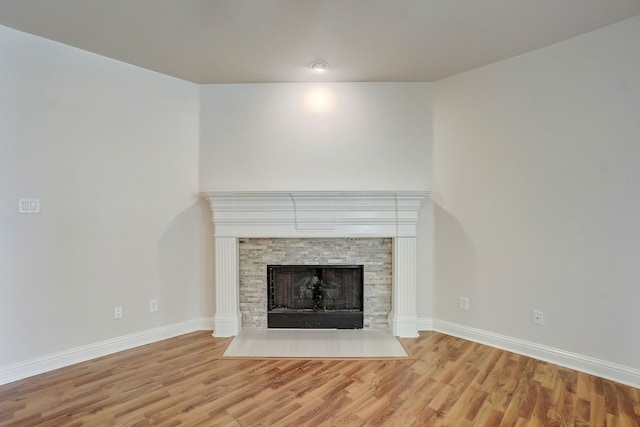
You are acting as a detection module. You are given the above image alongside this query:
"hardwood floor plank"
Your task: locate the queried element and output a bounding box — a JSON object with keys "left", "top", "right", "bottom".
{"left": 1, "top": 331, "right": 639, "bottom": 426}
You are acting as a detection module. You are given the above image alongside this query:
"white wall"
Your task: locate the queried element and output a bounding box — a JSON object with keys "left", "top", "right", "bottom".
{"left": 200, "top": 82, "right": 434, "bottom": 319}
{"left": 0, "top": 25, "right": 202, "bottom": 367}
{"left": 200, "top": 83, "right": 432, "bottom": 191}
{"left": 433, "top": 16, "right": 640, "bottom": 370}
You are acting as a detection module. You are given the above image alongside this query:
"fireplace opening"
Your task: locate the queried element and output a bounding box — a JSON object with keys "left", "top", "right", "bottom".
{"left": 267, "top": 265, "right": 364, "bottom": 329}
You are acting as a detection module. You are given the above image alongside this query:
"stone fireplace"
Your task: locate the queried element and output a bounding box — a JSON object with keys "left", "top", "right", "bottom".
{"left": 202, "top": 191, "right": 428, "bottom": 337}
{"left": 240, "top": 238, "right": 391, "bottom": 330}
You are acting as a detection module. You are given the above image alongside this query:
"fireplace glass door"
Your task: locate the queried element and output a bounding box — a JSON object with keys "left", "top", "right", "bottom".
{"left": 267, "top": 265, "right": 364, "bottom": 329}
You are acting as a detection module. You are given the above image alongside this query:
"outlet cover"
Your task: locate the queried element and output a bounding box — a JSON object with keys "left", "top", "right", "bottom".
{"left": 114, "top": 306, "right": 123, "bottom": 319}
{"left": 533, "top": 310, "right": 544, "bottom": 325}
{"left": 149, "top": 299, "right": 158, "bottom": 312}
{"left": 18, "top": 198, "right": 40, "bottom": 214}
{"left": 459, "top": 297, "right": 470, "bottom": 310}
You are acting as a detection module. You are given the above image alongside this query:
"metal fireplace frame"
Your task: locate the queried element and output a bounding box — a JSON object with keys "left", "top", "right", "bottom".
{"left": 267, "top": 264, "right": 364, "bottom": 329}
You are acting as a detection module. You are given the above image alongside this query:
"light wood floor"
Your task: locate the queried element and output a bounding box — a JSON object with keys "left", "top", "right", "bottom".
{"left": 1, "top": 331, "right": 639, "bottom": 426}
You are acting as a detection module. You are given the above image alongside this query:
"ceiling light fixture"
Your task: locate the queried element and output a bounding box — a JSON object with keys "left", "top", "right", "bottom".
{"left": 310, "top": 60, "right": 329, "bottom": 73}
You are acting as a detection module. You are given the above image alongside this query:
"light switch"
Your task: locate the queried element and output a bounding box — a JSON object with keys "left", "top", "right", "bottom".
{"left": 18, "top": 198, "right": 40, "bottom": 214}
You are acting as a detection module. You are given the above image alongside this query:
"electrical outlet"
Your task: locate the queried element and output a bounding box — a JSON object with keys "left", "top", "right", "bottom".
{"left": 114, "top": 306, "right": 123, "bottom": 319}
{"left": 459, "top": 297, "right": 470, "bottom": 311}
{"left": 533, "top": 310, "right": 544, "bottom": 325}
{"left": 149, "top": 299, "right": 158, "bottom": 312}
{"left": 18, "top": 198, "right": 40, "bottom": 214}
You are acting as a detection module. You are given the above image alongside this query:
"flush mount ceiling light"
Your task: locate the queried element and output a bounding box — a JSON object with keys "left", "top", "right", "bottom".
{"left": 310, "top": 60, "right": 329, "bottom": 73}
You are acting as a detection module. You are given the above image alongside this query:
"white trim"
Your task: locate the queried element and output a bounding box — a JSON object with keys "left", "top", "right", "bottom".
{"left": 212, "top": 314, "right": 242, "bottom": 337}
{"left": 431, "top": 319, "right": 640, "bottom": 389}
{"left": 201, "top": 191, "right": 430, "bottom": 238}
{"left": 390, "top": 314, "right": 419, "bottom": 338}
{"left": 0, "top": 317, "right": 214, "bottom": 385}
{"left": 417, "top": 317, "right": 434, "bottom": 331}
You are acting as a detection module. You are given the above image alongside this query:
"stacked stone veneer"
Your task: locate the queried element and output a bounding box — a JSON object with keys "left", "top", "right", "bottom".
{"left": 239, "top": 238, "right": 392, "bottom": 329}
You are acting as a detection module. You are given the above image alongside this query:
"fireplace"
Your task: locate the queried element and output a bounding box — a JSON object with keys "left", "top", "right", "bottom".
{"left": 239, "top": 238, "right": 391, "bottom": 330}
{"left": 202, "top": 191, "right": 429, "bottom": 337}
{"left": 267, "top": 265, "right": 364, "bottom": 329}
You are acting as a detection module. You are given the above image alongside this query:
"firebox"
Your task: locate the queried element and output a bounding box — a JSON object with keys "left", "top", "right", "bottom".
{"left": 267, "top": 265, "right": 364, "bottom": 329}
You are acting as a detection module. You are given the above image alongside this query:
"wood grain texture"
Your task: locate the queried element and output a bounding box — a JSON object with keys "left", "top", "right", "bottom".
{"left": 1, "top": 331, "right": 638, "bottom": 426}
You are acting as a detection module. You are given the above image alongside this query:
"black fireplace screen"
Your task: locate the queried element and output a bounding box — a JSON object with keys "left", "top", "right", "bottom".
{"left": 267, "top": 265, "right": 364, "bottom": 328}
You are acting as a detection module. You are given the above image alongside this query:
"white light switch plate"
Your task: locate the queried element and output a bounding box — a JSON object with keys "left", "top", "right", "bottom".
{"left": 18, "top": 198, "right": 40, "bottom": 214}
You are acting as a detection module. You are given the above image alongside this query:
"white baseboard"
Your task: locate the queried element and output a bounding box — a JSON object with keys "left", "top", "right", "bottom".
{"left": 0, "top": 317, "right": 214, "bottom": 385}
{"left": 422, "top": 319, "right": 640, "bottom": 389}
{"left": 5, "top": 317, "right": 638, "bottom": 390}
{"left": 417, "top": 317, "right": 434, "bottom": 331}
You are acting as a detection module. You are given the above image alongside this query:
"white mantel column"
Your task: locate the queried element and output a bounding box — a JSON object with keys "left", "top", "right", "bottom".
{"left": 213, "top": 236, "right": 241, "bottom": 336}
{"left": 390, "top": 237, "right": 419, "bottom": 337}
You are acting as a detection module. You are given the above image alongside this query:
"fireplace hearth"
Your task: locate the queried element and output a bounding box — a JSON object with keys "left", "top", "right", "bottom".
{"left": 268, "top": 265, "right": 364, "bottom": 329}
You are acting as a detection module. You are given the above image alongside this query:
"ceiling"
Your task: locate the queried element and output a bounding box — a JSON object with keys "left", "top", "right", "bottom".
{"left": 1, "top": 0, "right": 639, "bottom": 84}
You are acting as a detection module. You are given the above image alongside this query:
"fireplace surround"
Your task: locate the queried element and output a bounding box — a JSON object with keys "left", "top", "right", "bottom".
{"left": 239, "top": 237, "right": 391, "bottom": 330}
{"left": 202, "top": 191, "right": 428, "bottom": 337}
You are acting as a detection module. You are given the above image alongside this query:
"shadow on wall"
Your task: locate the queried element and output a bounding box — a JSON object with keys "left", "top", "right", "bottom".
{"left": 157, "top": 198, "right": 214, "bottom": 321}
{"left": 198, "top": 198, "right": 215, "bottom": 317}
{"left": 433, "top": 203, "right": 477, "bottom": 322}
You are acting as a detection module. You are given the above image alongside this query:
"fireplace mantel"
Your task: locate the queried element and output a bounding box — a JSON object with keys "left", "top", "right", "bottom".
{"left": 202, "top": 191, "right": 429, "bottom": 337}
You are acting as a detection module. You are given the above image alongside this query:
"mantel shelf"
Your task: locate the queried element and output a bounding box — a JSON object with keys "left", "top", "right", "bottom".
{"left": 201, "top": 191, "right": 430, "bottom": 238}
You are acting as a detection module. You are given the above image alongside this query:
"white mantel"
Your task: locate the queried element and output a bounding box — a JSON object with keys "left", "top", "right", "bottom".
{"left": 202, "top": 191, "right": 429, "bottom": 337}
